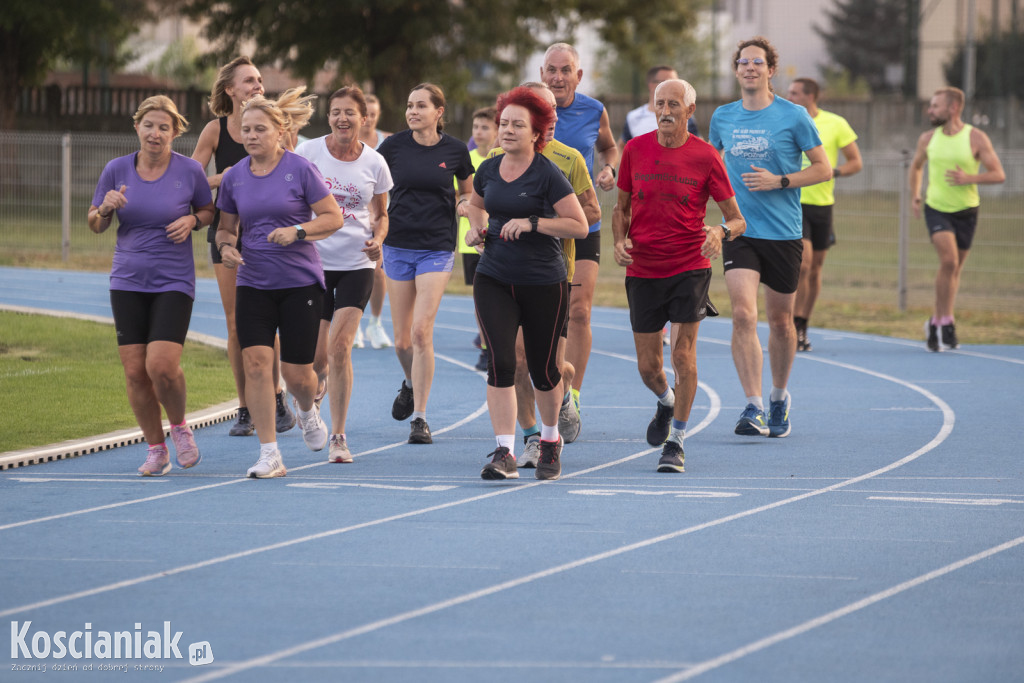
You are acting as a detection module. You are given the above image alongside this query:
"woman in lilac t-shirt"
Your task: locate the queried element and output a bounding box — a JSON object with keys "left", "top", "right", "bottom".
{"left": 88, "top": 96, "right": 215, "bottom": 477}
{"left": 215, "top": 88, "right": 344, "bottom": 479}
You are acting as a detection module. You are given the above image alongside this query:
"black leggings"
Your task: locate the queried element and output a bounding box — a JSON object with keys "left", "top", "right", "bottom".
{"left": 474, "top": 273, "right": 568, "bottom": 390}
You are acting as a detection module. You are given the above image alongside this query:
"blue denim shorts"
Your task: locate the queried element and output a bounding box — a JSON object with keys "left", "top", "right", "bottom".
{"left": 382, "top": 246, "right": 455, "bottom": 281}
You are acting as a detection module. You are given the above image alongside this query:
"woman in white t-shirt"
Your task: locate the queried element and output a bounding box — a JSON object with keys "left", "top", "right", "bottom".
{"left": 296, "top": 85, "right": 394, "bottom": 463}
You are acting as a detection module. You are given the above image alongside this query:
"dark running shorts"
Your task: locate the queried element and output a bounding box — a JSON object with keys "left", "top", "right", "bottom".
{"left": 109, "top": 289, "right": 193, "bottom": 346}
{"left": 924, "top": 205, "right": 979, "bottom": 251}
{"left": 802, "top": 204, "right": 835, "bottom": 251}
{"left": 626, "top": 268, "right": 714, "bottom": 334}
{"left": 722, "top": 236, "right": 803, "bottom": 294}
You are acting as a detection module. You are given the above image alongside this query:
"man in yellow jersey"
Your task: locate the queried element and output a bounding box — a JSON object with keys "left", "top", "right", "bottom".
{"left": 486, "top": 81, "right": 600, "bottom": 465}
{"left": 457, "top": 106, "right": 498, "bottom": 371}
{"left": 786, "top": 78, "right": 862, "bottom": 352}
{"left": 908, "top": 87, "right": 1004, "bottom": 351}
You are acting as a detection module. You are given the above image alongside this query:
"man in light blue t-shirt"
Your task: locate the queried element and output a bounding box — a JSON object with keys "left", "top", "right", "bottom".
{"left": 541, "top": 42, "right": 619, "bottom": 439}
{"left": 708, "top": 36, "right": 831, "bottom": 440}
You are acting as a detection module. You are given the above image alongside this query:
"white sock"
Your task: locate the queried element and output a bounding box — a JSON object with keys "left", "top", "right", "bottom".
{"left": 540, "top": 423, "right": 559, "bottom": 442}
{"left": 746, "top": 395, "right": 764, "bottom": 411}
{"left": 260, "top": 442, "right": 278, "bottom": 457}
{"left": 496, "top": 434, "right": 515, "bottom": 457}
{"left": 658, "top": 387, "right": 675, "bottom": 407}
{"left": 412, "top": 410, "right": 426, "bottom": 422}
{"left": 770, "top": 387, "right": 789, "bottom": 403}
{"left": 297, "top": 405, "right": 315, "bottom": 420}
{"left": 668, "top": 427, "right": 685, "bottom": 445}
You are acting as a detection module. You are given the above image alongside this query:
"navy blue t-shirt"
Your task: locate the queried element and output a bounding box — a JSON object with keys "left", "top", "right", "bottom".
{"left": 474, "top": 153, "right": 575, "bottom": 285}
{"left": 378, "top": 130, "right": 473, "bottom": 252}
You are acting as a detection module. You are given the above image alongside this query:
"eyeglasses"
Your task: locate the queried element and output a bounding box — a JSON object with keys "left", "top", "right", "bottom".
{"left": 735, "top": 58, "right": 766, "bottom": 66}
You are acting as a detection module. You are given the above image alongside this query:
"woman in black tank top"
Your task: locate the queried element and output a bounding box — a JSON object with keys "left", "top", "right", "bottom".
{"left": 191, "top": 57, "right": 295, "bottom": 437}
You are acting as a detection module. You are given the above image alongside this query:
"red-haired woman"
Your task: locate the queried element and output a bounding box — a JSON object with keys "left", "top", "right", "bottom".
{"left": 465, "top": 86, "right": 588, "bottom": 482}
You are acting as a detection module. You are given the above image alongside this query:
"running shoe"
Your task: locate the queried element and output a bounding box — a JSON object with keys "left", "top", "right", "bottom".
{"left": 328, "top": 434, "right": 353, "bottom": 463}
{"left": 558, "top": 396, "right": 581, "bottom": 444}
{"left": 297, "top": 402, "right": 329, "bottom": 451}
{"left": 408, "top": 417, "right": 432, "bottom": 444}
{"left": 474, "top": 348, "right": 489, "bottom": 372}
{"left": 229, "top": 406, "right": 254, "bottom": 436}
{"left": 366, "top": 319, "right": 392, "bottom": 349}
{"left": 735, "top": 404, "right": 769, "bottom": 436}
{"left": 275, "top": 390, "right": 296, "bottom": 432}
{"left": 520, "top": 437, "right": 541, "bottom": 468}
{"left": 925, "top": 319, "right": 940, "bottom": 352}
{"left": 481, "top": 446, "right": 518, "bottom": 480}
{"left": 392, "top": 381, "right": 414, "bottom": 421}
{"left": 473, "top": 333, "right": 483, "bottom": 350}
{"left": 656, "top": 440, "right": 685, "bottom": 473}
{"left": 646, "top": 401, "right": 673, "bottom": 446}
{"left": 796, "top": 325, "right": 812, "bottom": 352}
{"left": 138, "top": 444, "right": 171, "bottom": 477}
{"left": 941, "top": 323, "right": 959, "bottom": 350}
{"left": 353, "top": 324, "right": 365, "bottom": 349}
{"left": 313, "top": 378, "right": 327, "bottom": 410}
{"left": 170, "top": 423, "right": 201, "bottom": 469}
{"left": 536, "top": 437, "right": 563, "bottom": 480}
{"left": 247, "top": 448, "right": 286, "bottom": 478}
{"left": 767, "top": 395, "right": 791, "bottom": 438}
{"left": 662, "top": 324, "right": 671, "bottom": 346}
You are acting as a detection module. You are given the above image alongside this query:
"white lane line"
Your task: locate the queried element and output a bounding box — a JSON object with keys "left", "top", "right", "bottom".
{"left": 286, "top": 482, "right": 459, "bottom": 492}
{"left": 868, "top": 496, "right": 1021, "bottom": 506}
{"left": 654, "top": 533, "right": 1024, "bottom": 682}
{"left": 174, "top": 365, "right": 953, "bottom": 683}
{"left": 569, "top": 489, "right": 740, "bottom": 499}
{"left": 0, "top": 382, "right": 719, "bottom": 621}
{"left": 0, "top": 401, "right": 489, "bottom": 533}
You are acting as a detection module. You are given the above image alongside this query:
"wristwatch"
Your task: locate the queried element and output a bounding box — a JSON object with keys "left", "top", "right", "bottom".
{"left": 780, "top": 175, "right": 790, "bottom": 189}
{"left": 529, "top": 215, "right": 539, "bottom": 232}
{"left": 719, "top": 223, "right": 732, "bottom": 241}
{"left": 295, "top": 225, "right": 306, "bottom": 240}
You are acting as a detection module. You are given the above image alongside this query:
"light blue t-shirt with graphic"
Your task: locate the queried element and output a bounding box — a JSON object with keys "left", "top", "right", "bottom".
{"left": 709, "top": 96, "right": 821, "bottom": 240}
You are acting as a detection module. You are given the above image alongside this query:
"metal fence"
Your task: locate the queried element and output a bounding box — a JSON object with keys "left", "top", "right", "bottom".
{"left": 1, "top": 131, "right": 1022, "bottom": 313}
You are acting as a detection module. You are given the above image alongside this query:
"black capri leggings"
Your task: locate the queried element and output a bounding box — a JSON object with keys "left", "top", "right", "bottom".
{"left": 473, "top": 273, "right": 569, "bottom": 391}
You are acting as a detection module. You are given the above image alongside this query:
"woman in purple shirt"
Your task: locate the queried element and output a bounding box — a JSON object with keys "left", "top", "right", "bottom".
{"left": 88, "top": 95, "right": 215, "bottom": 477}
{"left": 215, "top": 88, "right": 344, "bottom": 478}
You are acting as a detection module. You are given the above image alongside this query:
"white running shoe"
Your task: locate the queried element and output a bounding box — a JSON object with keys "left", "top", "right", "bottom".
{"left": 298, "top": 403, "right": 329, "bottom": 451}
{"left": 520, "top": 439, "right": 542, "bottom": 468}
{"left": 328, "top": 434, "right": 353, "bottom": 463}
{"left": 353, "top": 325, "right": 365, "bottom": 349}
{"left": 367, "top": 319, "right": 392, "bottom": 349}
{"left": 247, "top": 448, "right": 286, "bottom": 478}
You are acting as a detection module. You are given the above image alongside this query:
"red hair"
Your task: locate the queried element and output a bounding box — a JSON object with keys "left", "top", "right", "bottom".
{"left": 495, "top": 86, "right": 555, "bottom": 154}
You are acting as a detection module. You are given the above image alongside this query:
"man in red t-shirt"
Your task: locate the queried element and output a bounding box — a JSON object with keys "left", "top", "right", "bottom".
{"left": 612, "top": 78, "right": 745, "bottom": 473}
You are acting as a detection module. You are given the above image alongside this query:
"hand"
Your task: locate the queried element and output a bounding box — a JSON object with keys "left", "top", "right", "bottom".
{"left": 742, "top": 165, "right": 781, "bottom": 192}
{"left": 220, "top": 245, "right": 243, "bottom": 269}
{"left": 700, "top": 225, "right": 723, "bottom": 260}
{"left": 456, "top": 200, "right": 470, "bottom": 218}
{"left": 499, "top": 218, "right": 531, "bottom": 241}
{"left": 595, "top": 166, "right": 615, "bottom": 192}
{"left": 164, "top": 215, "right": 194, "bottom": 244}
{"left": 267, "top": 226, "right": 299, "bottom": 246}
{"left": 361, "top": 238, "right": 382, "bottom": 261}
{"left": 945, "top": 164, "right": 969, "bottom": 186}
{"left": 100, "top": 185, "right": 128, "bottom": 216}
{"left": 911, "top": 196, "right": 923, "bottom": 220}
{"left": 465, "top": 227, "right": 485, "bottom": 248}
{"left": 613, "top": 238, "right": 633, "bottom": 267}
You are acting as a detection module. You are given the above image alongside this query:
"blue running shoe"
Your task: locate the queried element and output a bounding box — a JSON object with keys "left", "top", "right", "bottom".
{"left": 767, "top": 396, "right": 791, "bottom": 438}
{"left": 735, "top": 403, "right": 769, "bottom": 436}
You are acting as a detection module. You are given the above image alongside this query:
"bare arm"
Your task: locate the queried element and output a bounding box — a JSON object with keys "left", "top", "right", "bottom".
{"left": 611, "top": 188, "right": 633, "bottom": 267}
{"left": 464, "top": 187, "right": 488, "bottom": 247}
{"left": 361, "top": 192, "right": 389, "bottom": 261}
{"left": 267, "top": 194, "right": 344, "bottom": 246}
{"left": 947, "top": 129, "right": 1006, "bottom": 186}
{"left": 908, "top": 130, "right": 933, "bottom": 219}
{"left": 701, "top": 196, "right": 746, "bottom": 260}
{"left": 593, "top": 109, "right": 620, "bottom": 192}
{"left": 577, "top": 187, "right": 602, "bottom": 226}
{"left": 164, "top": 201, "right": 215, "bottom": 245}
{"left": 192, "top": 119, "right": 226, "bottom": 190}
{"left": 87, "top": 184, "right": 128, "bottom": 234}
{"left": 215, "top": 212, "right": 242, "bottom": 268}
{"left": 836, "top": 140, "right": 863, "bottom": 178}
{"left": 742, "top": 145, "right": 832, "bottom": 191}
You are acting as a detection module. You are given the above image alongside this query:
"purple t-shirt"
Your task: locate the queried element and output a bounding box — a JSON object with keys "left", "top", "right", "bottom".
{"left": 91, "top": 152, "right": 212, "bottom": 299}
{"left": 217, "top": 151, "right": 331, "bottom": 290}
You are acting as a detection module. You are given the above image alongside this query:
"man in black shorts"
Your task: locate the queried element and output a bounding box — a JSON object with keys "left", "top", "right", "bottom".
{"left": 613, "top": 78, "right": 744, "bottom": 473}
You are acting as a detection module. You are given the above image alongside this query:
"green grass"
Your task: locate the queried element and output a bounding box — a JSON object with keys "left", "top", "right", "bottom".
{"left": 0, "top": 311, "right": 236, "bottom": 453}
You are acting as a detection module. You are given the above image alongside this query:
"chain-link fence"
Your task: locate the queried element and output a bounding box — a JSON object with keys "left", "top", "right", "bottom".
{"left": 1, "top": 131, "right": 1022, "bottom": 312}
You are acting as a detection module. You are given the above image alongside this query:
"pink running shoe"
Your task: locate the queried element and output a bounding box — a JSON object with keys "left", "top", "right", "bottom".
{"left": 170, "top": 424, "right": 202, "bottom": 469}
{"left": 138, "top": 444, "right": 171, "bottom": 477}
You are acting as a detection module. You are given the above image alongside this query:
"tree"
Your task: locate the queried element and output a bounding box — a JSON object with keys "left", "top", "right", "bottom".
{"left": 944, "top": 30, "right": 1024, "bottom": 99}
{"left": 182, "top": 0, "right": 701, "bottom": 131}
{"left": 0, "top": 0, "right": 151, "bottom": 129}
{"left": 815, "top": 0, "right": 914, "bottom": 95}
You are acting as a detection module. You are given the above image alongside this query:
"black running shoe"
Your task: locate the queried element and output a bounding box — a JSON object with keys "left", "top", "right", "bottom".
{"left": 941, "top": 323, "right": 959, "bottom": 349}
{"left": 646, "top": 402, "right": 673, "bottom": 446}
{"left": 656, "top": 440, "right": 685, "bottom": 473}
{"left": 408, "top": 417, "right": 432, "bottom": 444}
{"left": 474, "top": 349, "right": 489, "bottom": 372}
{"left": 229, "top": 406, "right": 254, "bottom": 437}
{"left": 796, "top": 326, "right": 812, "bottom": 352}
{"left": 275, "top": 390, "right": 296, "bottom": 432}
{"left": 392, "top": 381, "right": 414, "bottom": 421}
{"left": 925, "top": 320, "right": 940, "bottom": 352}
{"left": 536, "top": 437, "right": 563, "bottom": 480}
{"left": 481, "top": 446, "right": 518, "bottom": 480}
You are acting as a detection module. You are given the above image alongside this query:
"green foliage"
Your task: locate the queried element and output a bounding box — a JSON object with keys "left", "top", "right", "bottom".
{"left": 0, "top": 0, "right": 152, "bottom": 127}
{"left": 147, "top": 36, "right": 218, "bottom": 90}
{"left": 814, "top": 0, "right": 913, "bottom": 94}
{"left": 944, "top": 31, "right": 1024, "bottom": 98}
{"left": 0, "top": 311, "right": 236, "bottom": 453}
{"left": 182, "top": 0, "right": 701, "bottom": 130}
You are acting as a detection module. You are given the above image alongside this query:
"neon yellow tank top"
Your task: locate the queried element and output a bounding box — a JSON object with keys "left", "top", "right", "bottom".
{"left": 926, "top": 124, "right": 980, "bottom": 213}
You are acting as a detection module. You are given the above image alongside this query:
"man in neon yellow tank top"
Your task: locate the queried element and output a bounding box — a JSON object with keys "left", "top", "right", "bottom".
{"left": 786, "top": 78, "right": 862, "bottom": 352}
{"left": 908, "top": 87, "right": 1005, "bottom": 351}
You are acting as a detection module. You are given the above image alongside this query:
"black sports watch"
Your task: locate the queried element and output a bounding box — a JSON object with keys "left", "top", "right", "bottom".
{"left": 719, "top": 223, "right": 732, "bottom": 241}
{"left": 529, "top": 215, "right": 539, "bottom": 232}
{"left": 295, "top": 225, "right": 307, "bottom": 240}
{"left": 780, "top": 175, "right": 791, "bottom": 189}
